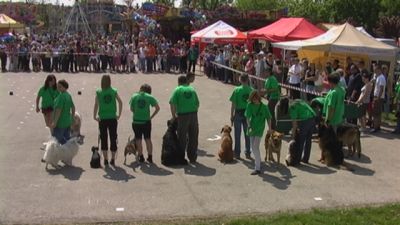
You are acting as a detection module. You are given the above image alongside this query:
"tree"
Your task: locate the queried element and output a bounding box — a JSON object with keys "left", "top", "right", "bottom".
{"left": 234, "top": 0, "right": 280, "bottom": 10}
{"left": 380, "top": 0, "right": 400, "bottom": 17}
{"left": 374, "top": 16, "right": 400, "bottom": 40}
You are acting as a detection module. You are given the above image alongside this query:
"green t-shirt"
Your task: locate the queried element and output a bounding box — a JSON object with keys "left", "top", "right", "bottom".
{"left": 323, "top": 85, "right": 345, "bottom": 126}
{"left": 96, "top": 87, "right": 118, "bottom": 120}
{"left": 289, "top": 99, "right": 316, "bottom": 121}
{"left": 395, "top": 83, "right": 400, "bottom": 101}
{"left": 264, "top": 75, "right": 280, "bottom": 100}
{"left": 53, "top": 92, "right": 74, "bottom": 128}
{"left": 129, "top": 92, "right": 158, "bottom": 124}
{"left": 229, "top": 85, "right": 253, "bottom": 110}
{"left": 169, "top": 85, "right": 199, "bottom": 114}
{"left": 245, "top": 102, "right": 272, "bottom": 137}
{"left": 38, "top": 86, "right": 59, "bottom": 109}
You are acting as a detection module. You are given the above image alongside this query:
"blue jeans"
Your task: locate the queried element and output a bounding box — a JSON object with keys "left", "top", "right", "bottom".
{"left": 233, "top": 110, "right": 250, "bottom": 156}
{"left": 295, "top": 118, "right": 315, "bottom": 163}
{"left": 139, "top": 58, "right": 146, "bottom": 72}
{"left": 53, "top": 127, "right": 71, "bottom": 145}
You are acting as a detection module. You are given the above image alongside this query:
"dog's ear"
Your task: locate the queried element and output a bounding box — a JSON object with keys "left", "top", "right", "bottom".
{"left": 228, "top": 127, "right": 232, "bottom": 133}
{"left": 221, "top": 127, "right": 224, "bottom": 133}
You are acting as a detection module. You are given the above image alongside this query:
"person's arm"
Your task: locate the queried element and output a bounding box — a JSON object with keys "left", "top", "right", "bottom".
{"left": 93, "top": 96, "right": 99, "bottom": 121}
{"left": 151, "top": 104, "right": 160, "bottom": 120}
{"left": 116, "top": 93, "right": 123, "bottom": 120}
{"left": 51, "top": 109, "right": 61, "bottom": 128}
{"left": 35, "top": 95, "right": 41, "bottom": 113}
{"left": 71, "top": 103, "right": 75, "bottom": 120}
{"left": 170, "top": 104, "right": 177, "bottom": 119}
{"left": 231, "top": 102, "right": 235, "bottom": 123}
{"left": 356, "top": 90, "right": 365, "bottom": 104}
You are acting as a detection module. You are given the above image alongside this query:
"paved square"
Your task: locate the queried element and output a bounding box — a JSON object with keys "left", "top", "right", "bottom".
{"left": 0, "top": 72, "right": 399, "bottom": 224}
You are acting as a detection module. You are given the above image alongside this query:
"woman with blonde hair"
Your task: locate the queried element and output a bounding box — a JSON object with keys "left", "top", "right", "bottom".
{"left": 93, "top": 75, "right": 123, "bottom": 166}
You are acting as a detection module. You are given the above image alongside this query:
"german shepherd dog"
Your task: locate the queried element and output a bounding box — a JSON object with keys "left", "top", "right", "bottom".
{"left": 337, "top": 124, "right": 361, "bottom": 158}
{"left": 318, "top": 124, "right": 354, "bottom": 171}
{"left": 124, "top": 136, "right": 137, "bottom": 164}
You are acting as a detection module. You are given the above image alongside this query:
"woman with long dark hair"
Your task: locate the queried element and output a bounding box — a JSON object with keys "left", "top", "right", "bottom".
{"left": 36, "top": 74, "right": 58, "bottom": 135}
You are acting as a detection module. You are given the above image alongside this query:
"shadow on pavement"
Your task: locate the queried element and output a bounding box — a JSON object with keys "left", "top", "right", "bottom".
{"left": 362, "top": 130, "right": 398, "bottom": 140}
{"left": 47, "top": 165, "right": 85, "bottom": 181}
{"left": 198, "top": 149, "right": 215, "bottom": 158}
{"left": 184, "top": 162, "right": 216, "bottom": 176}
{"left": 103, "top": 166, "right": 135, "bottom": 182}
{"left": 346, "top": 154, "right": 372, "bottom": 164}
{"left": 346, "top": 162, "right": 375, "bottom": 176}
{"left": 139, "top": 163, "right": 173, "bottom": 176}
{"left": 259, "top": 165, "right": 295, "bottom": 190}
{"left": 294, "top": 163, "right": 337, "bottom": 175}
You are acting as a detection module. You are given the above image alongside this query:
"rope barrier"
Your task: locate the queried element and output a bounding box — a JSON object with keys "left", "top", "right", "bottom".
{"left": 210, "top": 61, "right": 357, "bottom": 104}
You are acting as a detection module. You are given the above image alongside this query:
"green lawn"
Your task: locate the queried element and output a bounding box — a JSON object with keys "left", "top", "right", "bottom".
{"left": 88, "top": 203, "right": 400, "bottom": 225}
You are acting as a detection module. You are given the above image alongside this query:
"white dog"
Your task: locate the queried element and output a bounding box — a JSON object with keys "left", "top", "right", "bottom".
{"left": 71, "top": 112, "right": 85, "bottom": 145}
{"left": 42, "top": 137, "right": 80, "bottom": 169}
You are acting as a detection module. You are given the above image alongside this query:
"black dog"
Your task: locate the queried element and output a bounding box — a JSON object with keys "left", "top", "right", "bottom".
{"left": 161, "top": 118, "right": 187, "bottom": 166}
{"left": 318, "top": 125, "right": 344, "bottom": 166}
{"left": 90, "top": 146, "right": 101, "bottom": 168}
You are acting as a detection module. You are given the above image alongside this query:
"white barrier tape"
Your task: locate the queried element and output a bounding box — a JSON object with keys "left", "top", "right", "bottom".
{"left": 210, "top": 61, "right": 356, "bottom": 104}
{"left": 1, "top": 51, "right": 112, "bottom": 56}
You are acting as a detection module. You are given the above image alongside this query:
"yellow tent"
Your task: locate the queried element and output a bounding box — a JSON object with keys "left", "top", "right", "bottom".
{"left": 272, "top": 23, "right": 399, "bottom": 84}
{"left": 0, "top": 14, "right": 25, "bottom": 30}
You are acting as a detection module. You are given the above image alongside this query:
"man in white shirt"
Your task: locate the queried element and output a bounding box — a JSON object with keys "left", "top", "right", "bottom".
{"left": 371, "top": 65, "right": 386, "bottom": 133}
{"left": 254, "top": 51, "right": 266, "bottom": 90}
{"left": 288, "top": 58, "right": 302, "bottom": 99}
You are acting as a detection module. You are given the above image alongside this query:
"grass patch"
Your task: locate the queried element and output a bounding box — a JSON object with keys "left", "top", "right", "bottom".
{"left": 78, "top": 203, "right": 400, "bottom": 225}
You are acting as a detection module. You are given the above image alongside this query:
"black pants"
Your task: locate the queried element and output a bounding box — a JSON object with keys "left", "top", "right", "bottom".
{"left": 188, "top": 60, "right": 196, "bottom": 73}
{"left": 99, "top": 119, "right": 118, "bottom": 152}
{"left": 100, "top": 55, "right": 108, "bottom": 71}
{"left": 52, "top": 57, "right": 60, "bottom": 72}
{"left": 177, "top": 112, "right": 199, "bottom": 162}
{"left": 0, "top": 52, "right": 7, "bottom": 71}
{"left": 289, "top": 83, "right": 301, "bottom": 99}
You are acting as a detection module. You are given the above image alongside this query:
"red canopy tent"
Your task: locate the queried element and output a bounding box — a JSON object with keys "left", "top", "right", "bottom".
{"left": 248, "top": 18, "right": 324, "bottom": 42}
{"left": 191, "top": 20, "right": 247, "bottom": 45}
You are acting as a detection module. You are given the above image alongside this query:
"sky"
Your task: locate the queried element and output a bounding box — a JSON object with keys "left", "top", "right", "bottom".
{"left": 0, "top": 0, "right": 182, "bottom": 7}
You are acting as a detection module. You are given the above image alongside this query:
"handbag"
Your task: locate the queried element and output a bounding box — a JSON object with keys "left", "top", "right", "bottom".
{"left": 90, "top": 133, "right": 101, "bottom": 168}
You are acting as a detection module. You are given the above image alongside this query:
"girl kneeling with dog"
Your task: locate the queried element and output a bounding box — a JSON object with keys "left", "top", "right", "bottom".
{"left": 245, "top": 91, "right": 272, "bottom": 175}
{"left": 129, "top": 84, "right": 160, "bottom": 163}
{"left": 93, "top": 75, "right": 123, "bottom": 166}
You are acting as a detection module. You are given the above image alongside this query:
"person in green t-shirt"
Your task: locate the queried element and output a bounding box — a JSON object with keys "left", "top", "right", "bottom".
{"left": 93, "top": 75, "right": 123, "bottom": 166}
{"left": 288, "top": 99, "right": 316, "bottom": 165}
{"left": 169, "top": 75, "right": 200, "bottom": 163}
{"left": 36, "top": 74, "right": 58, "bottom": 135}
{"left": 323, "top": 72, "right": 345, "bottom": 133}
{"left": 245, "top": 91, "right": 272, "bottom": 175}
{"left": 129, "top": 84, "right": 160, "bottom": 163}
{"left": 229, "top": 74, "right": 252, "bottom": 159}
{"left": 50, "top": 79, "right": 75, "bottom": 145}
{"left": 261, "top": 69, "right": 280, "bottom": 129}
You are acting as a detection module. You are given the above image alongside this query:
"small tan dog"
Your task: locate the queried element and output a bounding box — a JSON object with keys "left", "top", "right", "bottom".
{"left": 337, "top": 125, "right": 361, "bottom": 158}
{"left": 218, "top": 125, "right": 233, "bottom": 163}
{"left": 264, "top": 131, "right": 284, "bottom": 164}
{"left": 124, "top": 136, "right": 137, "bottom": 164}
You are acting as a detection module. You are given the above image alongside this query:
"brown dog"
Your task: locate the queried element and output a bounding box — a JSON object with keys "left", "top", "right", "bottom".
{"left": 264, "top": 131, "right": 284, "bottom": 164}
{"left": 124, "top": 136, "right": 137, "bottom": 164}
{"left": 337, "top": 125, "right": 361, "bottom": 158}
{"left": 218, "top": 125, "right": 233, "bottom": 163}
